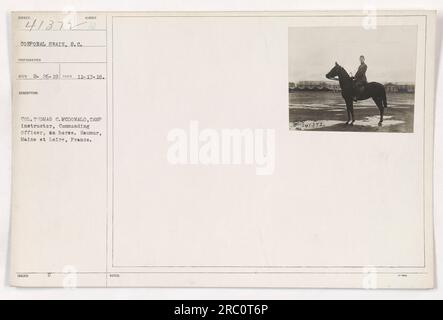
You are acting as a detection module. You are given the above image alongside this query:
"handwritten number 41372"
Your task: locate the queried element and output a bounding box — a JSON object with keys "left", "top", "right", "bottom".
{"left": 24, "top": 18, "right": 88, "bottom": 31}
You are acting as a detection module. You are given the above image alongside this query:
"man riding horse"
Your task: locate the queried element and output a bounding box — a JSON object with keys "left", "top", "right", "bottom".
{"left": 353, "top": 55, "right": 368, "bottom": 101}
{"left": 325, "top": 58, "right": 387, "bottom": 126}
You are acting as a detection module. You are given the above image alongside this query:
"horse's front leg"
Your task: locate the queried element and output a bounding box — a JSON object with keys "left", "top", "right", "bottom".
{"left": 350, "top": 102, "right": 355, "bottom": 126}
{"left": 345, "top": 99, "right": 353, "bottom": 125}
{"left": 345, "top": 106, "right": 351, "bottom": 125}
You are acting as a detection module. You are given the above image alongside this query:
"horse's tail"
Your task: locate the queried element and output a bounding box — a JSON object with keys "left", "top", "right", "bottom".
{"left": 382, "top": 87, "right": 388, "bottom": 108}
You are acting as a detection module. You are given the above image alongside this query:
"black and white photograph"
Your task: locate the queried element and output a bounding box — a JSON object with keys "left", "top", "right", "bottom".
{"left": 289, "top": 26, "right": 417, "bottom": 132}
{"left": 0, "top": 4, "right": 440, "bottom": 302}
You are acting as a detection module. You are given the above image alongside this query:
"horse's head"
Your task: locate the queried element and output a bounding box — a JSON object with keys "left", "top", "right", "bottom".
{"left": 326, "top": 62, "right": 341, "bottom": 80}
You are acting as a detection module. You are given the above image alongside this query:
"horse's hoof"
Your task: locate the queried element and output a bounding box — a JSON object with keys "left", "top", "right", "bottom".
{"left": 350, "top": 121, "right": 355, "bottom": 126}
{"left": 378, "top": 122, "right": 383, "bottom": 127}
{"left": 345, "top": 122, "right": 349, "bottom": 125}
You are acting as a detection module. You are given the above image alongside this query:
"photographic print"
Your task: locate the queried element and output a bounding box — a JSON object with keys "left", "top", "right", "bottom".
{"left": 289, "top": 26, "right": 417, "bottom": 132}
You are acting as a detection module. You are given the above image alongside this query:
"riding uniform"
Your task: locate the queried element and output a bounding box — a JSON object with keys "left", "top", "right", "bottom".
{"left": 353, "top": 62, "right": 367, "bottom": 99}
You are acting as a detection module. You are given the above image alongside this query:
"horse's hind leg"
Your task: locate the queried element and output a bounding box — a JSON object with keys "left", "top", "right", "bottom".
{"left": 374, "top": 98, "right": 384, "bottom": 126}
{"left": 379, "top": 107, "right": 384, "bottom": 126}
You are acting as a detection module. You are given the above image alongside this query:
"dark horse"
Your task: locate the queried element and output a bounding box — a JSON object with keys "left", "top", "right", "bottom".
{"left": 326, "top": 63, "right": 387, "bottom": 126}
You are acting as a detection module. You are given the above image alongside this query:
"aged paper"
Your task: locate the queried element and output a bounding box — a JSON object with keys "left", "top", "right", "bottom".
{"left": 10, "top": 11, "right": 436, "bottom": 288}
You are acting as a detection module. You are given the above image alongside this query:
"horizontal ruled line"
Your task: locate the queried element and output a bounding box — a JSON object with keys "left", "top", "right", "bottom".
{"left": 16, "top": 78, "right": 106, "bottom": 81}
{"left": 18, "top": 29, "right": 107, "bottom": 32}
{"left": 16, "top": 61, "right": 106, "bottom": 64}
{"left": 16, "top": 45, "right": 106, "bottom": 48}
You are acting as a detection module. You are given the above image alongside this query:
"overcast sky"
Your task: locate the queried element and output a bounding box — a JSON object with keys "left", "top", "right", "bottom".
{"left": 288, "top": 26, "right": 417, "bottom": 84}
